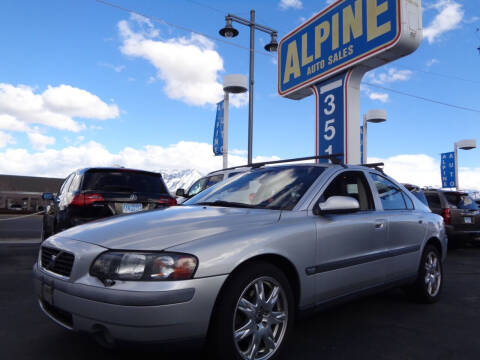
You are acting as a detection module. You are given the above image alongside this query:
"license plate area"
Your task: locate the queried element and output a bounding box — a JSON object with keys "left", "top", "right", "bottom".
{"left": 42, "top": 282, "right": 54, "bottom": 305}
{"left": 122, "top": 203, "right": 143, "bottom": 213}
{"left": 464, "top": 217, "right": 473, "bottom": 224}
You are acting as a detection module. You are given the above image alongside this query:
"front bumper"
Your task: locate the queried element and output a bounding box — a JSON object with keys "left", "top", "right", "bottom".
{"left": 33, "top": 262, "right": 227, "bottom": 344}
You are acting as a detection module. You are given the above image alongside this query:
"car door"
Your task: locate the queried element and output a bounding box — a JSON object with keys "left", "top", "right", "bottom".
{"left": 369, "top": 173, "right": 425, "bottom": 282}
{"left": 313, "top": 170, "right": 388, "bottom": 303}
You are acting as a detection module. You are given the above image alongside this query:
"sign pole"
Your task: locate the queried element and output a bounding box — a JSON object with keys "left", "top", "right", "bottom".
{"left": 223, "top": 93, "right": 229, "bottom": 169}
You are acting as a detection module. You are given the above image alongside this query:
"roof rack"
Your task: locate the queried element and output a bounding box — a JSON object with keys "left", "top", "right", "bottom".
{"left": 362, "top": 162, "right": 385, "bottom": 173}
{"left": 217, "top": 154, "right": 345, "bottom": 172}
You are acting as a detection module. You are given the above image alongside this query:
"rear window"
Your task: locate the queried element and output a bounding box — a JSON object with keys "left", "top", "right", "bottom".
{"left": 82, "top": 170, "right": 168, "bottom": 194}
{"left": 444, "top": 192, "right": 479, "bottom": 210}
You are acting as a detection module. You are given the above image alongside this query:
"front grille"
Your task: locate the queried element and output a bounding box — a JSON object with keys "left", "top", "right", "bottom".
{"left": 41, "top": 300, "right": 73, "bottom": 328}
{"left": 41, "top": 247, "right": 75, "bottom": 277}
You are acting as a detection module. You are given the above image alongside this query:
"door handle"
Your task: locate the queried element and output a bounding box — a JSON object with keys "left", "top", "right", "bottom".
{"left": 418, "top": 220, "right": 423, "bottom": 224}
{"left": 375, "top": 222, "right": 385, "bottom": 230}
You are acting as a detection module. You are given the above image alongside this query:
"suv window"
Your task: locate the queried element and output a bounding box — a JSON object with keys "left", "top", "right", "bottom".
{"left": 187, "top": 177, "right": 209, "bottom": 198}
{"left": 227, "top": 172, "right": 242, "bottom": 178}
{"left": 321, "top": 171, "right": 374, "bottom": 210}
{"left": 82, "top": 170, "right": 168, "bottom": 194}
{"left": 206, "top": 174, "right": 224, "bottom": 187}
{"left": 425, "top": 193, "right": 442, "bottom": 209}
{"left": 69, "top": 174, "right": 82, "bottom": 192}
{"left": 444, "top": 192, "right": 479, "bottom": 210}
{"left": 371, "top": 174, "right": 407, "bottom": 210}
{"left": 59, "top": 173, "right": 74, "bottom": 196}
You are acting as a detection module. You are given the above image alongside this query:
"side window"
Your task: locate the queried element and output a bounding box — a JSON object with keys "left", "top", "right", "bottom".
{"left": 320, "top": 171, "right": 374, "bottom": 211}
{"left": 206, "top": 174, "right": 224, "bottom": 187}
{"left": 403, "top": 193, "right": 414, "bottom": 210}
{"left": 425, "top": 193, "right": 441, "bottom": 209}
{"left": 69, "top": 175, "right": 81, "bottom": 192}
{"left": 371, "top": 174, "right": 407, "bottom": 210}
{"left": 59, "top": 174, "right": 74, "bottom": 196}
{"left": 227, "top": 172, "right": 241, "bottom": 178}
{"left": 187, "top": 178, "right": 208, "bottom": 197}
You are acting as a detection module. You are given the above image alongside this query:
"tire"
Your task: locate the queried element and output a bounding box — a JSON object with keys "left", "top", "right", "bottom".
{"left": 208, "top": 262, "right": 294, "bottom": 360}
{"left": 405, "top": 245, "right": 443, "bottom": 304}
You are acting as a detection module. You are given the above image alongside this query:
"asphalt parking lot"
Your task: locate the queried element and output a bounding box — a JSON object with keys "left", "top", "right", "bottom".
{"left": 1, "top": 242, "right": 480, "bottom": 360}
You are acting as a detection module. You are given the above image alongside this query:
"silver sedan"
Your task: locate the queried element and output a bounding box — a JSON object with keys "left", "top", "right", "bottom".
{"left": 34, "top": 164, "right": 446, "bottom": 360}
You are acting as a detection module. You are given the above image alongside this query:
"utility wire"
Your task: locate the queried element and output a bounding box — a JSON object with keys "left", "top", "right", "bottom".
{"left": 363, "top": 82, "right": 480, "bottom": 113}
{"left": 94, "top": 0, "right": 274, "bottom": 57}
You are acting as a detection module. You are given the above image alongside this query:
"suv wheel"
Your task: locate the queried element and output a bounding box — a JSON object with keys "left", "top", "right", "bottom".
{"left": 406, "top": 245, "right": 443, "bottom": 303}
{"left": 209, "top": 262, "right": 294, "bottom": 360}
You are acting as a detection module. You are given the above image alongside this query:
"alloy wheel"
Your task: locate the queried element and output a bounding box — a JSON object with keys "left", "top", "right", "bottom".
{"left": 424, "top": 251, "right": 441, "bottom": 297}
{"left": 233, "top": 276, "right": 288, "bottom": 360}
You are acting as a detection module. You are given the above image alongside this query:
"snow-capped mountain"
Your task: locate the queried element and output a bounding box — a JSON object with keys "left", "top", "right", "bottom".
{"left": 159, "top": 168, "right": 205, "bottom": 193}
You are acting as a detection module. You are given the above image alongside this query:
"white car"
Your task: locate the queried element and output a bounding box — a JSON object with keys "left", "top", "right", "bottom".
{"left": 176, "top": 167, "right": 251, "bottom": 203}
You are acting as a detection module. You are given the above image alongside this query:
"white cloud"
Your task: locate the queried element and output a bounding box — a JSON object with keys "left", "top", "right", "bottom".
{"left": 0, "top": 131, "right": 15, "bottom": 148}
{"left": 98, "top": 62, "right": 126, "bottom": 72}
{"left": 0, "top": 141, "right": 279, "bottom": 178}
{"left": 367, "top": 92, "right": 389, "bottom": 103}
{"left": 366, "top": 68, "right": 413, "bottom": 85}
{"left": 0, "top": 114, "right": 30, "bottom": 132}
{"left": 0, "top": 83, "right": 119, "bottom": 133}
{"left": 361, "top": 85, "right": 389, "bottom": 103}
{"left": 27, "top": 132, "right": 56, "bottom": 150}
{"left": 423, "top": 0, "right": 464, "bottom": 44}
{"left": 229, "top": 93, "right": 249, "bottom": 108}
{"left": 118, "top": 16, "right": 227, "bottom": 107}
{"left": 369, "top": 154, "right": 480, "bottom": 191}
{"left": 280, "top": 0, "right": 303, "bottom": 10}
{"left": 426, "top": 58, "right": 440, "bottom": 67}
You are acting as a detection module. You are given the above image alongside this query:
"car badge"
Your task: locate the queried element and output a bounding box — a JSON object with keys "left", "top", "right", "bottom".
{"left": 130, "top": 194, "right": 138, "bottom": 201}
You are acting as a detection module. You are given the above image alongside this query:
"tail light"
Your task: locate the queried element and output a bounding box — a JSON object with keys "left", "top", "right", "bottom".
{"left": 157, "top": 197, "right": 177, "bottom": 206}
{"left": 442, "top": 208, "right": 451, "bottom": 225}
{"left": 70, "top": 193, "right": 104, "bottom": 206}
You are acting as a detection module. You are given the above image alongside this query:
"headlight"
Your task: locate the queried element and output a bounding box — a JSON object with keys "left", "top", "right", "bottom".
{"left": 90, "top": 252, "right": 198, "bottom": 283}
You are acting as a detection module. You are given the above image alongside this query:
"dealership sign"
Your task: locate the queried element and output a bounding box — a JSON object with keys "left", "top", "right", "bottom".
{"left": 278, "top": 0, "right": 422, "bottom": 163}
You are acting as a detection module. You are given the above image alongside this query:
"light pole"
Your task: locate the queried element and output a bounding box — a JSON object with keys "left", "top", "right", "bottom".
{"left": 362, "top": 109, "right": 387, "bottom": 164}
{"left": 222, "top": 74, "right": 248, "bottom": 169}
{"left": 219, "top": 10, "right": 278, "bottom": 165}
{"left": 454, "top": 139, "right": 476, "bottom": 190}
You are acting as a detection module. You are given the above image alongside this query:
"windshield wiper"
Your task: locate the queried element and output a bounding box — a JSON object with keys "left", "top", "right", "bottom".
{"left": 196, "top": 200, "right": 258, "bottom": 209}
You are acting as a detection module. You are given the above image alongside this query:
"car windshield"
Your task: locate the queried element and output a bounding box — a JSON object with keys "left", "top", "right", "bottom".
{"left": 444, "top": 192, "right": 479, "bottom": 210}
{"left": 82, "top": 170, "right": 168, "bottom": 194}
{"left": 185, "top": 166, "right": 325, "bottom": 210}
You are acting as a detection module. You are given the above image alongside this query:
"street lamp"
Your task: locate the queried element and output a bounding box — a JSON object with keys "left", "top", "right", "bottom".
{"left": 219, "top": 10, "right": 278, "bottom": 165}
{"left": 222, "top": 74, "right": 248, "bottom": 169}
{"left": 454, "top": 139, "right": 476, "bottom": 190}
{"left": 362, "top": 109, "right": 387, "bottom": 164}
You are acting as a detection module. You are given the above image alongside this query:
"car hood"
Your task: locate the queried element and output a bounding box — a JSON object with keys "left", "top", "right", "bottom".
{"left": 55, "top": 205, "right": 281, "bottom": 251}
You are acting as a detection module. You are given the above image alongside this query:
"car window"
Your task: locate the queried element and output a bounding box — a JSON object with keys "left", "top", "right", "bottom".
{"left": 425, "top": 193, "right": 442, "bottom": 209}
{"left": 227, "top": 172, "right": 242, "bottom": 178}
{"left": 186, "top": 166, "right": 325, "bottom": 211}
{"left": 403, "top": 193, "right": 414, "bottom": 210}
{"left": 371, "top": 174, "right": 407, "bottom": 210}
{"left": 68, "top": 174, "right": 81, "bottom": 192}
{"left": 444, "top": 192, "right": 479, "bottom": 210}
{"left": 59, "top": 173, "right": 74, "bottom": 196}
{"left": 320, "top": 171, "right": 374, "bottom": 210}
{"left": 206, "top": 174, "right": 224, "bottom": 187}
{"left": 187, "top": 177, "right": 209, "bottom": 197}
{"left": 82, "top": 170, "right": 168, "bottom": 194}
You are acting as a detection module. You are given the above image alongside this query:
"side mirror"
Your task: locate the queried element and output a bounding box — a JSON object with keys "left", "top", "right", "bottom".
{"left": 176, "top": 188, "right": 185, "bottom": 197}
{"left": 317, "top": 196, "right": 360, "bottom": 214}
{"left": 42, "top": 193, "right": 54, "bottom": 201}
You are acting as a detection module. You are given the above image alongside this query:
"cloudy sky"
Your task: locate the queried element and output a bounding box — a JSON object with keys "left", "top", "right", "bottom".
{"left": 1, "top": 0, "right": 480, "bottom": 189}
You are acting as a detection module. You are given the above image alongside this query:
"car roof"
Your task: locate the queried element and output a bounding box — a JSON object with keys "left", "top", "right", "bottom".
{"left": 76, "top": 167, "right": 162, "bottom": 176}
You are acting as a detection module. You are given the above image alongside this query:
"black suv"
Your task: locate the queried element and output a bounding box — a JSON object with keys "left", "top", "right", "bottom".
{"left": 42, "top": 168, "right": 176, "bottom": 240}
{"left": 424, "top": 189, "right": 480, "bottom": 248}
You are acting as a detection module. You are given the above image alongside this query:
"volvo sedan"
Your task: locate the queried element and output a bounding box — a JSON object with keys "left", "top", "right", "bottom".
{"left": 34, "top": 163, "right": 446, "bottom": 360}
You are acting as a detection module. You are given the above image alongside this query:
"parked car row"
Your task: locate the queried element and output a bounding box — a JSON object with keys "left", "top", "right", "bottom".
{"left": 36, "top": 159, "right": 447, "bottom": 360}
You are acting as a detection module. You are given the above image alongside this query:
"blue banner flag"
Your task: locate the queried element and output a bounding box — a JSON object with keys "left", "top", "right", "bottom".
{"left": 213, "top": 100, "right": 224, "bottom": 156}
{"left": 441, "top": 152, "right": 456, "bottom": 188}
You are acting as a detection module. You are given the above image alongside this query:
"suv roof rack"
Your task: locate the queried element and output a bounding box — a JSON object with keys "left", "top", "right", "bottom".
{"left": 362, "top": 162, "right": 385, "bottom": 173}
{"left": 220, "top": 154, "right": 346, "bottom": 172}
